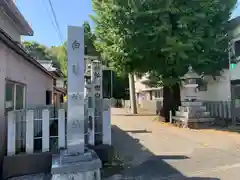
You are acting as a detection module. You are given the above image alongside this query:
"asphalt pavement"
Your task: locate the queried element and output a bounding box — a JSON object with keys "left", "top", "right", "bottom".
{"left": 108, "top": 108, "right": 240, "bottom": 180}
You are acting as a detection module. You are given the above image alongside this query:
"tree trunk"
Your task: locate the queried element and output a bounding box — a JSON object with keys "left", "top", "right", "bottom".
{"left": 172, "top": 83, "right": 181, "bottom": 116}
{"left": 161, "top": 83, "right": 181, "bottom": 121}
{"left": 162, "top": 85, "right": 173, "bottom": 122}
{"left": 128, "top": 73, "right": 137, "bottom": 114}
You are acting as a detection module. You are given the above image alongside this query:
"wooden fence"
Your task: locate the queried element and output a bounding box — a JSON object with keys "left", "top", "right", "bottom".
{"left": 7, "top": 100, "right": 111, "bottom": 156}
{"left": 7, "top": 108, "right": 66, "bottom": 156}
{"left": 120, "top": 100, "right": 232, "bottom": 121}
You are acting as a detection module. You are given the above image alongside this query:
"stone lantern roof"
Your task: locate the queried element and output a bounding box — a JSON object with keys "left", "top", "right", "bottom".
{"left": 181, "top": 66, "right": 201, "bottom": 80}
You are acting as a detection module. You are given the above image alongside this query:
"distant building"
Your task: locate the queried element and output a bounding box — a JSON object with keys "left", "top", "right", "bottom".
{"left": 38, "top": 60, "right": 66, "bottom": 106}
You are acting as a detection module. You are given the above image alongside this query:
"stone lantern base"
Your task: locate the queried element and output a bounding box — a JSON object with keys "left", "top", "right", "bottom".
{"left": 172, "top": 100, "right": 215, "bottom": 128}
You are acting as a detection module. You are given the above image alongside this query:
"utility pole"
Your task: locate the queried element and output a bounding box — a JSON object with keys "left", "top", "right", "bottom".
{"left": 229, "top": 42, "right": 236, "bottom": 127}
{"left": 128, "top": 73, "right": 137, "bottom": 114}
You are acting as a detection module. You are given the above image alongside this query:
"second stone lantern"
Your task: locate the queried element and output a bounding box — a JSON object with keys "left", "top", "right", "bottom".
{"left": 172, "top": 66, "right": 214, "bottom": 128}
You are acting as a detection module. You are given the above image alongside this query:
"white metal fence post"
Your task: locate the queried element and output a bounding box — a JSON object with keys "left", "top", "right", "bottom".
{"left": 88, "top": 107, "right": 95, "bottom": 145}
{"left": 103, "top": 99, "right": 111, "bottom": 145}
{"left": 169, "top": 110, "right": 172, "bottom": 124}
{"left": 42, "top": 109, "right": 50, "bottom": 152}
{"left": 7, "top": 111, "right": 16, "bottom": 156}
{"left": 26, "top": 110, "right": 34, "bottom": 153}
{"left": 58, "top": 109, "right": 65, "bottom": 149}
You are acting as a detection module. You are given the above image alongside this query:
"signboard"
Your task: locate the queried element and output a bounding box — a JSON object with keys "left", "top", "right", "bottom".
{"left": 91, "top": 60, "right": 103, "bottom": 144}
{"left": 67, "top": 26, "right": 85, "bottom": 154}
{"left": 231, "top": 63, "right": 237, "bottom": 70}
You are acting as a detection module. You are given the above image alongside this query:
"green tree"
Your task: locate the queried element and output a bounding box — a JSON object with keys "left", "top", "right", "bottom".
{"left": 112, "top": 73, "right": 129, "bottom": 99}
{"left": 91, "top": 1, "right": 146, "bottom": 74}
{"left": 49, "top": 44, "right": 67, "bottom": 77}
{"left": 92, "top": 0, "right": 237, "bottom": 119}
{"left": 83, "top": 21, "right": 130, "bottom": 100}
{"left": 23, "top": 41, "right": 61, "bottom": 70}
{"left": 83, "top": 21, "right": 100, "bottom": 57}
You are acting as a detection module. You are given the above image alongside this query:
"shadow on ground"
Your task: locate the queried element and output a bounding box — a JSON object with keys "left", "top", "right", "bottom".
{"left": 108, "top": 125, "right": 220, "bottom": 180}
{"left": 186, "top": 122, "right": 240, "bottom": 134}
{"left": 201, "top": 123, "right": 240, "bottom": 134}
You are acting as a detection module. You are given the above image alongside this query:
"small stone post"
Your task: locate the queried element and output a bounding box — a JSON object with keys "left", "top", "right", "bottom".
{"left": 7, "top": 111, "right": 16, "bottom": 156}
{"left": 42, "top": 109, "right": 50, "bottom": 152}
{"left": 26, "top": 110, "right": 34, "bottom": 153}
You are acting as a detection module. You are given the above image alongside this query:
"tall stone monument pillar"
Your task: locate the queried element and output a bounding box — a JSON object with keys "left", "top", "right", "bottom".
{"left": 67, "top": 26, "right": 85, "bottom": 154}
{"left": 50, "top": 26, "right": 102, "bottom": 179}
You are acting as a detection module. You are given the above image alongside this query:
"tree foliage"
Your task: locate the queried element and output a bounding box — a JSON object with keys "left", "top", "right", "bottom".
{"left": 49, "top": 44, "right": 67, "bottom": 76}
{"left": 112, "top": 73, "right": 129, "bottom": 99}
{"left": 23, "top": 21, "right": 103, "bottom": 78}
{"left": 83, "top": 21, "right": 100, "bottom": 57}
{"left": 92, "top": 0, "right": 237, "bottom": 119}
{"left": 23, "top": 41, "right": 62, "bottom": 70}
{"left": 92, "top": 0, "right": 237, "bottom": 82}
{"left": 91, "top": 1, "right": 146, "bottom": 74}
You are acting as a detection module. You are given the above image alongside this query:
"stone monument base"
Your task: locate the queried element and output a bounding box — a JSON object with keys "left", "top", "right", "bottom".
{"left": 51, "top": 148, "right": 102, "bottom": 179}
{"left": 3, "top": 152, "right": 52, "bottom": 180}
{"left": 8, "top": 149, "right": 102, "bottom": 180}
{"left": 88, "top": 144, "right": 114, "bottom": 164}
{"left": 172, "top": 117, "right": 215, "bottom": 129}
{"left": 172, "top": 101, "right": 214, "bottom": 129}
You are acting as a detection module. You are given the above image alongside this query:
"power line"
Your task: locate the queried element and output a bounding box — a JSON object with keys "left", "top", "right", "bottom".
{"left": 46, "top": 0, "right": 64, "bottom": 44}
{"left": 41, "top": 0, "right": 59, "bottom": 41}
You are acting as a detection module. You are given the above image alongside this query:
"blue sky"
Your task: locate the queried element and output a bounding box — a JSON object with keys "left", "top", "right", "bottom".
{"left": 17, "top": 0, "right": 240, "bottom": 47}
{"left": 17, "top": 0, "right": 93, "bottom": 47}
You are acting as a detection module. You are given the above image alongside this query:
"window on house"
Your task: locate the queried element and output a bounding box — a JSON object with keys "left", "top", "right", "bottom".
{"left": 234, "top": 40, "right": 240, "bottom": 57}
{"left": 5, "top": 82, "right": 14, "bottom": 112}
{"left": 196, "top": 79, "right": 207, "bottom": 91}
{"left": 15, "top": 84, "right": 25, "bottom": 110}
{"left": 46, "top": 91, "right": 52, "bottom": 105}
{"left": 5, "top": 81, "right": 25, "bottom": 113}
{"left": 154, "top": 90, "right": 163, "bottom": 98}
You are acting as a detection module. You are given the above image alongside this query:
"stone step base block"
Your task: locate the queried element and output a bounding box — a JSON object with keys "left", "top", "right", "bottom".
{"left": 188, "top": 112, "right": 211, "bottom": 118}
{"left": 172, "top": 116, "right": 214, "bottom": 122}
{"left": 3, "top": 152, "right": 52, "bottom": 180}
{"left": 172, "top": 116, "right": 215, "bottom": 129}
{"left": 181, "top": 101, "right": 203, "bottom": 107}
{"left": 175, "top": 111, "right": 210, "bottom": 118}
{"left": 179, "top": 106, "right": 206, "bottom": 112}
{"left": 7, "top": 173, "right": 49, "bottom": 180}
{"left": 88, "top": 144, "right": 114, "bottom": 164}
{"left": 7, "top": 170, "right": 101, "bottom": 180}
{"left": 176, "top": 111, "right": 188, "bottom": 117}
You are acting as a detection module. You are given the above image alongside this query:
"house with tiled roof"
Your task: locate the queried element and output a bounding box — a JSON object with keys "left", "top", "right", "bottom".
{"left": 0, "top": 0, "right": 55, "bottom": 169}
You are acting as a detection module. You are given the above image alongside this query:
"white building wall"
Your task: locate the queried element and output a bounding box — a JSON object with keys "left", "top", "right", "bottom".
{"left": 181, "top": 70, "right": 231, "bottom": 102}
{"left": 134, "top": 76, "right": 147, "bottom": 93}
{"left": 136, "top": 70, "right": 232, "bottom": 102}
{"left": 230, "top": 61, "right": 240, "bottom": 80}
{"left": 0, "top": 10, "right": 21, "bottom": 42}
{"left": 4, "top": 45, "right": 53, "bottom": 107}
{"left": 232, "top": 25, "right": 240, "bottom": 39}
{"left": 0, "top": 44, "right": 7, "bottom": 167}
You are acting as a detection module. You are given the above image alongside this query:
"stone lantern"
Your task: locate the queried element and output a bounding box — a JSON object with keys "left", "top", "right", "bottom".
{"left": 181, "top": 66, "right": 201, "bottom": 102}
{"left": 172, "top": 66, "right": 214, "bottom": 128}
